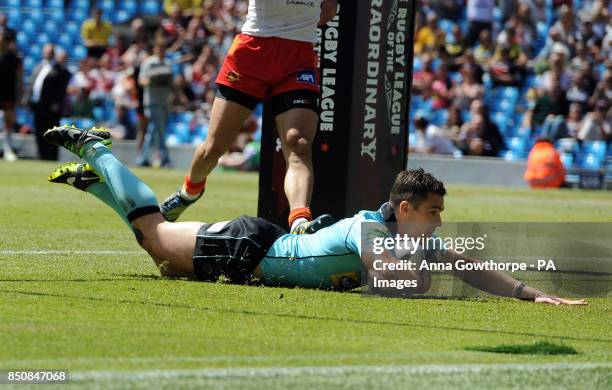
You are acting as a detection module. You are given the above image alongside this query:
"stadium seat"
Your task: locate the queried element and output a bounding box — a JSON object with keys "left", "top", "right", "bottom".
{"left": 28, "top": 43, "right": 41, "bottom": 58}
{"left": 58, "top": 33, "right": 73, "bottom": 48}
{"left": 492, "top": 111, "right": 509, "bottom": 133}
{"left": 6, "top": 0, "right": 21, "bottom": 8}
{"left": 576, "top": 154, "right": 604, "bottom": 170}
{"left": 98, "top": 0, "right": 115, "bottom": 13}
{"left": 43, "top": 21, "right": 58, "bottom": 36}
{"left": 505, "top": 137, "right": 527, "bottom": 154}
{"left": 114, "top": 10, "right": 131, "bottom": 24}
{"left": 24, "top": 0, "right": 43, "bottom": 8}
{"left": 36, "top": 33, "right": 50, "bottom": 45}
{"left": 65, "top": 21, "right": 79, "bottom": 36}
{"left": 141, "top": 0, "right": 161, "bottom": 15}
{"left": 71, "top": 8, "right": 88, "bottom": 22}
{"left": 7, "top": 8, "right": 21, "bottom": 26}
{"left": 555, "top": 138, "right": 579, "bottom": 155}
{"left": 16, "top": 31, "right": 29, "bottom": 47}
{"left": 581, "top": 141, "right": 606, "bottom": 159}
{"left": 71, "top": 45, "right": 87, "bottom": 60}
{"left": 71, "top": 0, "right": 90, "bottom": 10}
{"left": 120, "top": 0, "right": 138, "bottom": 14}
{"left": 560, "top": 153, "right": 574, "bottom": 169}
{"left": 46, "top": 0, "right": 64, "bottom": 9}
{"left": 22, "top": 19, "right": 37, "bottom": 35}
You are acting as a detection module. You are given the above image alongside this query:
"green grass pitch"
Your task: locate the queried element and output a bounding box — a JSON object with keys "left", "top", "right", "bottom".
{"left": 0, "top": 161, "right": 610, "bottom": 389}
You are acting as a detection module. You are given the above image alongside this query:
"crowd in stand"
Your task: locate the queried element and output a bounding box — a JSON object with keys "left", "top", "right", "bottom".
{"left": 0, "top": 0, "right": 252, "bottom": 165}
{"left": 1, "top": 0, "right": 611, "bottom": 166}
{"left": 410, "top": 0, "right": 611, "bottom": 158}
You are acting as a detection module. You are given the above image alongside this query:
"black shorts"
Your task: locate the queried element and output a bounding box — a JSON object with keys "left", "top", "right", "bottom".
{"left": 192, "top": 216, "right": 286, "bottom": 284}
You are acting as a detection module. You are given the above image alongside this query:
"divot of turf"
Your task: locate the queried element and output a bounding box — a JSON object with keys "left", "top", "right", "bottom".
{"left": 465, "top": 341, "right": 578, "bottom": 355}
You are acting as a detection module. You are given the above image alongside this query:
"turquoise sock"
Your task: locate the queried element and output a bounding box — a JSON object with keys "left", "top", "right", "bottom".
{"left": 83, "top": 142, "right": 159, "bottom": 223}
{"left": 86, "top": 182, "right": 130, "bottom": 227}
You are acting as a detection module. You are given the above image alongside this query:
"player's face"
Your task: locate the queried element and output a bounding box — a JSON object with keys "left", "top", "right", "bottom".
{"left": 396, "top": 193, "right": 444, "bottom": 237}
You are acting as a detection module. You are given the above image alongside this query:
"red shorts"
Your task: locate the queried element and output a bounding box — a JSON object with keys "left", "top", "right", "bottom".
{"left": 216, "top": 34, "right": 319, "bottom": 100}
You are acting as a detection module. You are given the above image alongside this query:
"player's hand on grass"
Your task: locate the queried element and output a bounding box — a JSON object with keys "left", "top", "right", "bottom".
{"left": 534, "top": 296, "right": 588, "bottom": 306}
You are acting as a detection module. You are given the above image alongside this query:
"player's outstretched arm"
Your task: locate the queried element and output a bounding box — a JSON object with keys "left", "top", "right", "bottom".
{"left": 442, "top": 251, "right": 587, "bottom": 306}
{"left": 319, "top": 0, "right": 338, "bottom": 26}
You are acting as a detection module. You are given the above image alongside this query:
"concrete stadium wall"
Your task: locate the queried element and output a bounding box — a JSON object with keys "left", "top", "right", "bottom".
{"left": 4, "top": 134, "right": 528, "bottom": 187}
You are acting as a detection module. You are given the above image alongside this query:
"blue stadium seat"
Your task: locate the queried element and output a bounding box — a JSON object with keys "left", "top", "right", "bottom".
{"left": 71, "top": 45, "right": 87, "bottom": 60}
{"left": 502, "top": 151, "right": 524, "bottom": 161}
{"left": 49, "top": 8, "right": 65, "bottom": 23}
{"left": 114, "top": 9, "right": 131, "bottom": 24}
{"left": 505, "top": 137, "right": 527, "bottom": 154}
{"left": 120, "top": 0, "right": 138, "bottom": 15}
{"left": 24, "top": 0, "right": 43, "bottom": 8}
{"left": 581, "top": 141, "right": 606, "bottom": 159}
{"left": 492, "top": 111, "right": 509, "bottom": 133}
{"left": 439, "top": 19, "right": 454, "bottom": 35}
{"left": 43, "top": 21, "right": 58, "bottom": 35}
{"left": 555, "top": 138, "right": 579, "bottom": 154}
{"left": 16, "top": 31, "right": 29, "bottom": 47}
{"left": 36, "top": 33, "right": 50, "bottom": 45}
{"left": 7, "top": 8, "right": 21, "bottom": 26}
{"left": 28, "top": 43, "right": 41, "bottom": 58}
{"left": 98, "top": 0, "right": 115, "bottom": 13}
{"left": 576, "top": 154, "right": 604, "bottom": 170}
{"left": 65, "top": 21, "right": 79, "bottom": 36}
{"left": 560, "top": 153, "right": 574, "bottom": 169}
{"left": 46, "top": 0, "right": 64, "bottom": 9}
{"left": 141, "top": 0, "right": 161, "bottom": 15}
{"left": 71, "top": 0, "right": 90, "bottom": 10}
{"left": 6, "top": 0, "right": 21, "bottom": 8}
{"left": 71, "top": 8, "right": 88, "bottom": 22}
{"left": 22, "top": 19, "right": 37, "bottom": 35}
{"left": 26, "top": 8, "right": 44, "bottom": 24}
{"left": 58, "top": 33, "right": 73, "bottom": 48}
{"left": 23, "top": 56, "right": 35, "bottom": 73}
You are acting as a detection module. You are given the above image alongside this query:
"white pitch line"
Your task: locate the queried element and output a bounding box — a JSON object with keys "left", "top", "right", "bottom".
{"left": 71, "top": 362, "right": 612, "bottom": 381}
{"left": 0, "top": 250, "right": 146, "bottom": 255}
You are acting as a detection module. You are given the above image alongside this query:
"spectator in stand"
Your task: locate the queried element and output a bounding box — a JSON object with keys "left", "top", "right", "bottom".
{"left": 551, "top": 5, "right": 577, "bottom": 48}
{"left": 441, "top": 105, "right": 464, "bottom": 147}
{"left": 577, "top": 100, "right": 612, "bottom": 142}
{"left": 0, "top": 28, "right": 21, "bottom": 162}
{"left": 454, "top": 64, "right": 484, "bottom": 110}
{"left": 500, "top": 0, "right": 518, "bottom": 24}
{"left": 164, "top": 0, "right": 203, "bottom": 20}
{"left": 458, "top": 113, "right": 505, "bottom": 157}
{"left": 27, "top": 44, "right": 71, "bottom": 160}
{"left": 0, "top": 12, "right": 15, "bottom": 42}
{"left": 536, "top": 50, "right": 572, "bottom": 91}
{"left": 444, "top": 25, "right": 467, "bottom": 68}
{"left": 81, "top": 8, "right": 113, "bottom": 59}
{"left": 169, "top": 74, "right": 196, "bottom": 111}
{"left": 431, "top": 0, "right": 463, "bottom": 21}
{"left": 161, "top": 6, "right": 186, "bottom": 50}
{"left": 136, "top": 39, "right": 173, "bottom": 167}
{"left": 474, "top": 29, "right": 495, "bottom": 66}
{"left": 588, "top": 69, "right": 612, "bottom": 109}
{"left": 522, "top": 0, "right": 547, "bottom": 25}
{"left": 410, "top": 111, "right": 457, "bottom": 155}
{"left": 465, "top": 0, "right": 495, "bottom": 47}
{"left": 413, "top": 54, "right": 435, "bottom": 97}
{"left": 566, "top": 71, "right": 592, "bottom": 113}
{"left": 111, "top": 67, "right": 138, "bottom": 140}
{"left": 431, "top": 63, "right": 454, "bottom": 109}
{"left": 414, "top": 13, "right": 445, "bottom": 55}
{"left": 525, "top": 79, "right": 570, "bottom": 134}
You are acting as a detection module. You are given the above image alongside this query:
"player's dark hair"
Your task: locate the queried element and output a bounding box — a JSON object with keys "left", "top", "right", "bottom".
{"left": 390, "top": 168, "right": 446, "bottom": 209}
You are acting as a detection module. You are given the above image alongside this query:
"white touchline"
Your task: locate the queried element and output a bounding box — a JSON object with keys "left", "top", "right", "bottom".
{"left": 71, "top": 362, "right": 612, "bottom": 381}
{"left": 0, "top": 250, "right": 146, "bottom": 255}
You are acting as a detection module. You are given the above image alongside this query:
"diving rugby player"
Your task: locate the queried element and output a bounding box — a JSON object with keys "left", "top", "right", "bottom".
{"left": 43, "top": 126, "right": 586, "bottom": 305}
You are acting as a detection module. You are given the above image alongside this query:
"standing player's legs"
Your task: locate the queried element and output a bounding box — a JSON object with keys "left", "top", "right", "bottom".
{"left": 275, "top": 106, "right": 318, "bottom": 231}
{"left": 188, "top": 97, "right": 253, "bottom": 183}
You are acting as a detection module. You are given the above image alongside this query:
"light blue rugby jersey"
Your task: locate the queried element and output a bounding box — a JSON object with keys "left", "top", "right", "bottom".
{"left": 258, "top": 204, "right": 393, "bottom": 289}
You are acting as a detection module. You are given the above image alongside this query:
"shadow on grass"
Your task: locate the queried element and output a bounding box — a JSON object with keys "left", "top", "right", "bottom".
{"left": 1, "top": 288, "right": 610, "bottom": 344}
{"left": 466, "top": 341, "right": 579, "bottom": 355}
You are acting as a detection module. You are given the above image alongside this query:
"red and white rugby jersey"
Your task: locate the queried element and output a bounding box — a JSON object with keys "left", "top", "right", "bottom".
{"left": 241, "top": 0, "right": 322, "bottom": 43}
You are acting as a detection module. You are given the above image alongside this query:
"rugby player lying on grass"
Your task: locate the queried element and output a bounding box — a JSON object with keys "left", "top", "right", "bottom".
{"left": 43, "top": 126, "right": 586, "bottom": 306}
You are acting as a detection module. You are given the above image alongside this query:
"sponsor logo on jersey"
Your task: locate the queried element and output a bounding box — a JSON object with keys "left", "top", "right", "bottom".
{"left": 226, "top": 71, "right": 241, "bottom": 82}
{"left": 286, "top": 0, "right": 315, "bottom": 7}
{"left": 296, "top": 69, "right": 316, "bottom": 85}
